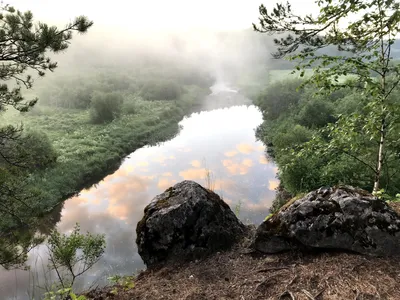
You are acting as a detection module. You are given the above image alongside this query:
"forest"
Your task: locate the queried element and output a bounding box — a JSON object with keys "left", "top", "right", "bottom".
{"left": 255, "top": 76, "right": 400, "bottom": 212}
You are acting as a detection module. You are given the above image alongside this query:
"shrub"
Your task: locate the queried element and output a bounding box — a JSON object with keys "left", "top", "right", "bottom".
{"left": 89, "top": 92, "right": 123, "bottom": 124}
{"left": 122, "top": 99, "right": 138, "bottom": 115}
{"left": 255, "top": 79, "right": 305, "bottom": 120}
{"left": 31, "top": 224, "right": 107, "bottom": 299}
{"left": 139, "top": 79, "right": 182, "bottom": 100}
{"left": 21, "top": 131, "right": 58, "bottom": 169}
{"left": 297, "top": 98, "right": 336, "bottom": 128}
{"left": 26, "top": 105, "right": 53, "bottom": 116}
{"left": 273, "top": 124, "right": 313, "bottom": 150}
{"left": 0, "top": 129, "right": 57, "bottom": 170}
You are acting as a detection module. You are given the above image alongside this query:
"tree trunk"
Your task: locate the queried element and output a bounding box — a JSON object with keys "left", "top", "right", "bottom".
{"left": 373, "top": 120, "right": 385, "bottom": 193}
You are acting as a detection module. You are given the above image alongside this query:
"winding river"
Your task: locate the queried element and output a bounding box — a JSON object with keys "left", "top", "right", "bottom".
{"left": 0, "top": 84, "right": 278, "bottom": 299}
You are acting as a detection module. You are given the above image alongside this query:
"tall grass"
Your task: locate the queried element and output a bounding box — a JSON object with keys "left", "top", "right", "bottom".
{"left": 204, "top": 167, "right": 215, "bottom": 192}
{"left": 234, "top": 200, "right": 242, "bottom": 218}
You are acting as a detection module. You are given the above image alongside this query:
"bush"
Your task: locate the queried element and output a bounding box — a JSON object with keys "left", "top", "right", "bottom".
{"left": 42, "top": 224, "right": 106, "bottom": 297}
{"left": 272, "top": 124, "right": 313, "bottom": 150}
{"left": 0, "top": 128, "right": 57, "bottom": 170}
{"left": 21, "top": 131, "right": 58, "bottom": 169}
{"left": 297, "top": 98, "right": 336, "bottom": 128}
{"left": 26, "top": 106, "right": 53, "bottom": 116}
{"left": 255, "top": 79, "right": 305, "bottom": 120}
{"left": 123, "top": 101, "right": 137, "bottom": 115}
{"left": 277, "top": 154, "right": 324, "bottom": 194}
{"left": 139, "top": 79, "right": 182, "bottom": 100}
{"left": 122, "top": 96, "right": 140, "bottom": 115}
{"left": 89, "top": 92, "right": 123, "bottom": 124}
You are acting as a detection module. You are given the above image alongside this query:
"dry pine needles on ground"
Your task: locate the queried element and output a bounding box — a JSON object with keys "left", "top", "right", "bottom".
{"left": 86, "top": 240, "right": 400, "bottom": 300}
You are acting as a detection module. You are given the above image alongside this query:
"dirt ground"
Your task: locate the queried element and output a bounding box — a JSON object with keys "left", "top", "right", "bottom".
{"left": 390, "top": 202, "right": 400, "bottom": 215}
{"left": 85, "top": 229, "right": 400, "bottom": 300}
{"left": 85, "top": 203, "right": 400, "bottom": 300}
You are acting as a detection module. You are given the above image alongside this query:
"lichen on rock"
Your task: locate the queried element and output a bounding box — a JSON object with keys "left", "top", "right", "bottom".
{"left": 254, "top": 186, "right": 400, "bottom": 256}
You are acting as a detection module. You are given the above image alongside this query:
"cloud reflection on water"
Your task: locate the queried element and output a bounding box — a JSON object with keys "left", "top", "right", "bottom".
{"left": 0, "top": 105, "right": 279, "bottom": 299}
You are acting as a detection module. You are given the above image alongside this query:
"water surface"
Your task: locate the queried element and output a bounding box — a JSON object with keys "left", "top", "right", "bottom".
{"left": 0, "top": 91, "right": 278, "bottom": 299}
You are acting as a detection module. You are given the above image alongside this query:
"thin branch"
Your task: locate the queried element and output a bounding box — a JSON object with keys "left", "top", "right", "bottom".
{"left": 341, "top": 150, "right": 377, "bottom": 174}
{"left": 48, "top": 252, "right": 65, "bottom": 289}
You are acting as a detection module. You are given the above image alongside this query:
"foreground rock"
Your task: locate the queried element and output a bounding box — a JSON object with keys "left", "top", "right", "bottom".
{"left": 255, "top": 186, "right": 400, "bottom": 256}
{"left": 136, "top": 180, "right": 245, "bottom": 267}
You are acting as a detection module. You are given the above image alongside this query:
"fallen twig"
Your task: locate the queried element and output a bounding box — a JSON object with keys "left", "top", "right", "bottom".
{"left": 286, "top": 275, "right": 299, "bottom": 288}
{"left": 314, "top": 288, "right": 325, "bottom": 299}
{"left": 280, "top": 290, "right": 296, "bottom": 300}
{"left": 255, "top": 274, "right": 279, "bottom": 292}
{"left": 256, "top": 265, "right": 294, "bottom": 273}
{"left": 302, "top": 289, "right": 315, "bottom": 300}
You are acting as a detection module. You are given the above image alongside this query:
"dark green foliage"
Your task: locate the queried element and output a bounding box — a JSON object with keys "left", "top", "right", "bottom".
{"left": 19, "top": 131, "right": 58, "bottom": 169}
{"left": 0, "top": 227, "right": 44, "bottom": 270}
{"left": 122, "top": 100, "right": 138, "bottom": 115}
{"left": 254, "top": 0, "right": 400, "bottom": 194}
{"left": 0, "top": 120, "right": 55, "bottom": 171}
{"left": 0, "top": 130, "right": 57, "bottom": 267}
{"left": 139, "top": 79, "right": 182, "bottom": 101}
{"left": 256, "top": 77, "right": 400, "bottom": 210}
{"left": 255, "top": 79, "right": 304, "bottom": 120}
{"left": 0, "top": 4, "right": 92, "bottom": 268}
{"left": 297, "top": 98, "right": 336, "bottom": 128}
{"left": 89, "top": 92, "right": 123, "bottom": 124}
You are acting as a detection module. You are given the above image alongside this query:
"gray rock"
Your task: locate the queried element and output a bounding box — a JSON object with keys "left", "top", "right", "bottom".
{"left": 254, "top": 186, "right": 400, "bottom": 256}
{"left": 136, "top": 180, "right": 245, "bottom": 266}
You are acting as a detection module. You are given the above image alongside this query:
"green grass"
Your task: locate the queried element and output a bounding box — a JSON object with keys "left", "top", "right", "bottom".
{"left": 236, "top": 68, "right": 357, "bottom": 100}
{"left": 1, "top": 99, "right": 189, "bottom": 212}
{"left": 269, "top": 69, "right": 313, "bottom": 83}
{"left": 269, "top": 69, "right": 357, "bottom": 84}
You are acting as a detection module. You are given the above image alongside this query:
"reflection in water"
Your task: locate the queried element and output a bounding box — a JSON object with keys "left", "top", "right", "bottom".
{"left": 0, "top": 105, "right": 277, "bottom": 299}
{"left": 210, "top": 82, "right": 238, "bottom": 94}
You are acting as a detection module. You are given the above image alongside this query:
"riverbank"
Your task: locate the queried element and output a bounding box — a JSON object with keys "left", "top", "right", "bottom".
{"left": 85, "top": 226, "right": 400, "bottom": 300}
{"left": 1, "top": 98, "right": 203, "bottom": 217}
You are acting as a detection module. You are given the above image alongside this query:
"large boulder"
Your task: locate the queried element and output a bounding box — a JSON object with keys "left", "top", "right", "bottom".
{"left": 254, "top": 186, "right": 400, "bottom": 256}
{"left": 136, "top": 180, "right": 245, "bottom": 266}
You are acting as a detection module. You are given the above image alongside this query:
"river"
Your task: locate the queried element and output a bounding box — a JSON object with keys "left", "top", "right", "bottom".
{"left": 0, "top": 85, "right": 278, "bottom": 299}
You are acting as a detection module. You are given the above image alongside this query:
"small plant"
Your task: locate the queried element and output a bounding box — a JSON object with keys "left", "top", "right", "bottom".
{"left": 108, "top": 275, "right": 135, "bottom": 295}
{"left": 202, "top": 159, "right": 217, "bottom": 192}
{"left": 264, "top": 213, "right": 273, "bottom": 221}
{"left": 373, "top": 189, "right": 400, "bottom": 203}
{"left": 47, "top": 223, "right": 106, "bottom": 294}
{"left": 234, "top": 200, "right": 242, "bottom": 218}
{"left": 204, "top": 167, "right": 215, "bottom": 191}
{"left": 43, "top": 287, "right": 86, "bottom": 300}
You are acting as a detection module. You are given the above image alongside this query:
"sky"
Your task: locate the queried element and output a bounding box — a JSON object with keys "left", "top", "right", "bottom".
{"left": 6, "top": 0, "right": 318, "bottom": 32}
